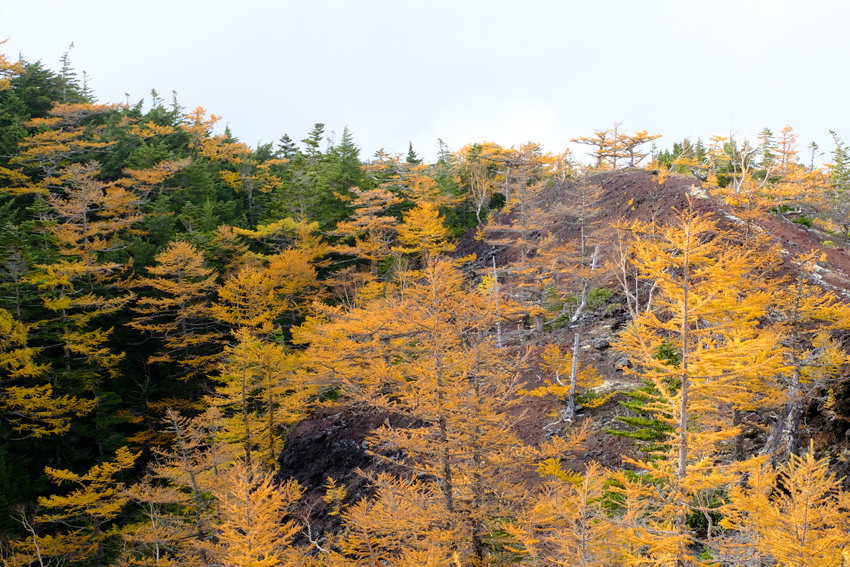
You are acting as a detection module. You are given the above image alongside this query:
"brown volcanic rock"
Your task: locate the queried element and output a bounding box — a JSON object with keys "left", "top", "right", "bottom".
{"left": 456, "top": 168, "right": 850, "bottom": 301}
{"left": 454, "top": 169, "right": 720, "bottom": 278}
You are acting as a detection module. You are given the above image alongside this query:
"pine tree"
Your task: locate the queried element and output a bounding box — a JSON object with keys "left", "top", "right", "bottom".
{"left": 35, "top": 446, "right": 139, "bottom": 567}
{"left": 211, "top": 265, "right": 283, "bottom": 335}
{"left": 571, "top": 128, "right": 617, "bottom": 170}
{"left": 275, "top": 134, "right": 298, "bottom": 159}
{"left": 129, "top": 240, "right": 223, "bottom": 380}
{"left": 456, "top": 147, "right": 495, "bottom": 226}
{"left": 405, "top": 141, "right": 421, "bottom": 165}
{"left": 58, "top": 43, "right": 85, "bottom": 103}
{"left": 394, "top": 201, "right": 456, "bottom": 270}
{"left": 612, "top": 200, "right": 786, "bottom": 564}
{"left": 619, "top": 130, "right": 662, "bottom": 167}
{"left": 301, "top": 123, "right": 325, "bottom": 160}
{"left": 233, "top": 217, "right": 327, "bottom": 263}
{"left": 827, "top": 130, "right": 850, "bottom": 236}
{"left": 525, "top": 340, "right": 604, "bottom": 423}
{"left": 213, "top": 460, "right": 302, "bottom": 567}
{"left": 720, "top": 447, "right": 850, "bottom": 567}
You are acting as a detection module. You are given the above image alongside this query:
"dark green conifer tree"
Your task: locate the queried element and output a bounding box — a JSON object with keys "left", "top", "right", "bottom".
{"left": 275, "top": 133, "right": 298, "bottom": 159}
{"left": 406, "top": 141, "right": 422, "bottom": 164}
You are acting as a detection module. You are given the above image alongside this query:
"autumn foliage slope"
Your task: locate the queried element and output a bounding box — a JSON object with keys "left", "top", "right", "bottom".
{"left": 3, "top": 48, "right": 850, "bottom": 566}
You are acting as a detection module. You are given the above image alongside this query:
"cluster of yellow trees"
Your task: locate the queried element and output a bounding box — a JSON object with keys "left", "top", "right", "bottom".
{"left": 11, "top": 210, "right": 850, "bottom": 567}
{"left": 3, "top": 51, "right": 850, "bottom": 565}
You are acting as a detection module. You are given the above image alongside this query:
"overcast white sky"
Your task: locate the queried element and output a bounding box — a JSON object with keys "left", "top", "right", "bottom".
{"left": 5, "top": 1, "right": 850, "bottom": 164}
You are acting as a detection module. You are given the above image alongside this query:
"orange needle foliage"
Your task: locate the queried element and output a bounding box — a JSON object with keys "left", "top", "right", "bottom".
{"left": 10, "top": 103, "right": 120, "bottom": 180}
{"left": 333, "top": 186, "right": 402, "bottom": 277}
{"left": 394, "top": 201, "right": 456, "bottom": 270}
{"left": 299, "top": 260, "right": 554, "bottom": 565}
{"left": 506, "top": 461, "right": 616, "bottom": 567}
{"left": 721, "top": 447, "right": 850, "bottom": 567}
{"left": 208, "top": 328, "right": 315, "bottom": 469}
{"left": 0, "top": 40, "right": 24, "bottom": 90}
{"left": 124, "top": 408, "right": 236, "bottom": 566}
{"left": 213, "top": 460, "right": 303, "bottom": 567}
{"left": 211, "top": 249, "right": 318, "bottom": 335}
{"left": 762, "top": 251, "right": 850, "bottom": 459}
{"left": 0, "top": 307, "right": 95, "bottom": 438}
{"left": 129, "top": 240, "right": 223, "bottom": 378}
{"left": 35, "top": 447, "right": 139, "bottom": 567}
{"left": 613, "top": 200, "right": 787, "bottom": 564}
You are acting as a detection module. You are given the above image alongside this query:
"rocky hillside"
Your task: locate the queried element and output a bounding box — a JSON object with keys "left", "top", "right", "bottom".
{"left": 277, "top": 168, "right": 850, "bottom": 535}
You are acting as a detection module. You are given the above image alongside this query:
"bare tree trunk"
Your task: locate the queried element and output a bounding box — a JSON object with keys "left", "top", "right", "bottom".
{"left": 675, "top": 218, "right": 693, "bottom": 543}
{"left": 733, "top": 408, "right": 745, "bottom": 461}
{"left": 565, "top": 332, "right": 581, "bottom": 420}
{"left": 493, "top": 256, "right": 502, "bottom": 349}
{"left": 763, "top": 369, "right": 803, "bottom": 462}
{"left": 570, "top": 244, "right": 600, "bottom": 323}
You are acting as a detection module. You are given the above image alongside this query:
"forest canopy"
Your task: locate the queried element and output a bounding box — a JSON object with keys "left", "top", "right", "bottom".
{"left": 1, "top": 46, "right": 850, "bottom": 567}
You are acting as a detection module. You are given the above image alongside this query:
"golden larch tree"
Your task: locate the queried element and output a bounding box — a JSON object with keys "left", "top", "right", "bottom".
{"left": 207, "top": 328, "right": 314, "bottom": 469}
{"left": 129, "top": 240, "right": 223, "bottom": 379}
{"left": 762, "top": 251, "right": 850, "bottom": 460}
{"left": 0, "top": 40, "right": 24, "bottom": 90}
{"left": 613, "top": 200, "right": 786, "bottom": 564}
{"left": 125, "top": 408, "right": 237, "bottom": 566}
{"left": 505, "top": 461, "right": 616, "bottom": 567}
{"left": 721, "top": 447, "right": 850, "bottom": 567}
{"left": 35, "top": 447, "right": 139, "bottom": 567}
{"left": 213, "top": 460, "right": 302, "bottom": 567}
{"left": 0, "top": 306, "right": 95, "bottom": 438}
{"left": 300, "top": 260, "right": 536, "bottom": 565}
{"left": 333, "top": 186, "right": 402, "bottom": 278}
{"left": 394, "top": 201, "right": 456, "bottom": 270}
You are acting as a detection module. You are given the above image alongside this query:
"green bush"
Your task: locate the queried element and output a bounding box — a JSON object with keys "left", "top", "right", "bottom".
{"left": 587, "top": 287, "right": 613, "bottom": 310}
{"left": 792, "top": 215, "right": 813, "bottom": 228}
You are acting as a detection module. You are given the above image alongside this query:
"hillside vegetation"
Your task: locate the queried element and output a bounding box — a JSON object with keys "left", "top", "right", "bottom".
{"left": 2, "top": 46, "right": 850, "bottom": 567}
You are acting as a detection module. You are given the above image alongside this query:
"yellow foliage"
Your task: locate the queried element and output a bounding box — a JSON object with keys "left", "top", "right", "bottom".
{"left": 613, "top": 200, "right": 788, "bottom": 564}
{"left": 129, "top": 240, "right": 222, "bottom": 377}
{"left": 537, "top": 458, "right": 584, "bottom": 486}
{"left": 332, "top": 186, "right": 401, "bottom": 277}
{"left": 303, "top": 260, "right": 536, "bottom": 564}
{"left": 508, "top": 461, "right": 617, "bottom": 567}
{"left": 323, "top": 477, "right": 348, "bottom": 516}
{"left": 394, "top": 201, "right": 456, "bottom": 269}
{"left": 127, "top": 120, "right": 176, "bottom": 139}
{"left": 233, "top": 217, "right": 326, "bottom": 260}
{"left": 721, "top": 447, "right": 850, "bottom": 567}
{"left": 214, "top": 460, "right": 302, "bottom": 567}
{"left": 124, "top": 408, "right": 237, "bottom": 563}
{"left": 478, "top": 273, "right": 495, "bottom": 294}
{"left": 37, "top": 447, "right": 139, "bottom": 565}
{"left": 208, "top": 328, "right": 316, "bottom": 468}
{"left": 0, "top": 40, "right": 24, "bottom": 90}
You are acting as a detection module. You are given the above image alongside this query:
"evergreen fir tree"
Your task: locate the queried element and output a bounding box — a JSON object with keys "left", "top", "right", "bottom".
{"left": 275, "top": 133, "right": 298, "bottom": 159}
{"left": 406, "top": 141, "right": 422, "bottom": 164}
